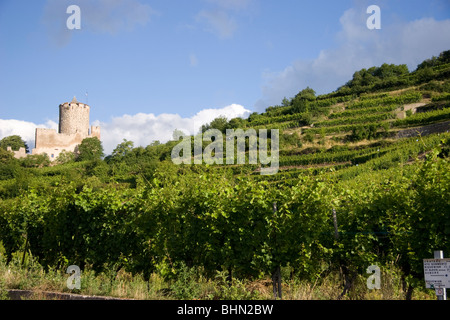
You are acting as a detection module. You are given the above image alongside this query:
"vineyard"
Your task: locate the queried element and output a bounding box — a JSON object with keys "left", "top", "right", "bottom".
{"left": 1, "top": 51, "right": 450, "bottom": 300}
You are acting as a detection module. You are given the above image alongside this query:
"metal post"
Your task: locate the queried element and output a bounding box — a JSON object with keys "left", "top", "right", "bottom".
{"left": 434, "top": 250, "right": 447, "bottom": 300}
{"left": 272, "top": 202, "right": 282, "bottom": 299}
{"left": 332, "top": 208, "right": 339, "bottom": 240}
{"left": 434, "top": 250, "right": 444, "bottom": 259}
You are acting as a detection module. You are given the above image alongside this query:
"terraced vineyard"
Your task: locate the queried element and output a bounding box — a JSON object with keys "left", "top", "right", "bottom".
{"left": 1, "top": 51, "right": 450, "bottom": 300}
{"left": 238, "top": 77, "right": 450, "bottom": 185}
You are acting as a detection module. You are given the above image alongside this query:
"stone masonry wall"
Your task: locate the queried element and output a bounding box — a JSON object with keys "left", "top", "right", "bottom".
{"left": 59, "top": 102, "right": 90, "bottom": 136}
{"left": 396, "top": 120, "right": 450, "bottom": 139}
{"left": 6, "top": 146, "right": 27, "bottom": 159}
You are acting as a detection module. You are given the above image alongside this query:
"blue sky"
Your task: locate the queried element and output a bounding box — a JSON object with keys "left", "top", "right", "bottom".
{"left": 1, "top": 0, "right": 449, "bottom": 154}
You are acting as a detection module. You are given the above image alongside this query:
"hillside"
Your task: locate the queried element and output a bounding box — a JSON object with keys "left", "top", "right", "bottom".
{"left": 197, "top": 51, "right": 450, "bottom": 185}
{"left": 0, "top": 51, "right": 449, "bottom": 300}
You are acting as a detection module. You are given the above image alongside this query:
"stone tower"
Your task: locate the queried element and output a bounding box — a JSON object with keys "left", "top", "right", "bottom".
{"left": 32, "top": 97, "right": 101, "bottom": 161}
{"left": 59, "top": 96, "right": 90, "bottom": 136}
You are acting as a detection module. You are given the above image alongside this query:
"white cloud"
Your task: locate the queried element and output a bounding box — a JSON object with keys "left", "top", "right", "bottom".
{"left": 42, "top": 0, "right": 159, "bottom": 46}
{"left": 204, "top": 0, "right": 253, "bottom": 11}
{"left": 95, "top": 103, "right": 251, "bottom": 155}
{"left": 195, "top": 0, "right": 254, "bottom": 39}
{"left": 1, "top": 104, "right": 250, "bottom": 156}
{"left": 196, "top": 9, "right": 237, "bottom": 39}
{"left": 255, "top": 7, "right": 450, "bottom": 111}
{"left": 0, "top": 119, "right": 58, "bottom": 151}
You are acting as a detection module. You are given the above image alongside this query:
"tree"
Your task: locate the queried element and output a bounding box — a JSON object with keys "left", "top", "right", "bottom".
{"left": 149, "top": 140, "right": 161, "bottom": 147}
{"left": 0, "top": 135, "right": 29, "bottom": 153}
{"left": 373, "top": 63, "right": 409, "bottom": 79}
{"left": 0, "top": 148, "right": 18, "bottom": 180}
{"left": 415, "top": 66, "right": 436, "bottom": 83}
{"left": 291, "top": 99, "right": 309, "bottom": 114}
{"left": 294, "top": 87, "right": 316, "bottom": 101}
{"left": 343, "top": 64, "right": 410, "bottom": 93}
{"left": 416, "top": 50, "right": 450, "bottom": 70}
{"left": 291, "top": 87, "right": 316, "bottom": 114}
{"left": 281, "top": 97, "right": 290, "bottom": 107}
{"left": 227, "top": 117, "right": 245, "bottom": 130}
{"left": 55, "top": 150, "right": 75, "bottom": 164}
{"left": 172, "top": 129, "right": 187, "bottom": 140}
{"left": 201, "top": 116, "right": 229, "bottom": 133}
{"left": 77, "top": 137, "right": 104, "bottom": 161}
{"left": 0, "top": 147, "right": 14, "bottom": 162}
{"left": 111, "top": 139, "right": 134, "bottom": 158}
{"left": 248, "top": 112, "right": 260, "bottom": 123}
{"left": 20, "top": 153, "right": 50, "bottom": 168}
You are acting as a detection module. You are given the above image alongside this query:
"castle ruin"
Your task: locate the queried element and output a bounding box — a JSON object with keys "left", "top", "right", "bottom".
{"left": 31, "top": 97, "right": 100, "bottom": 161}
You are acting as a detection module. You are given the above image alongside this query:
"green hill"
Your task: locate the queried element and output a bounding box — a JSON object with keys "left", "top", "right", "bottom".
{"left": 0, "top": 50, "right": 449, "bottom": 300}
{"left": 187, "top": 50, "right": 450, "bottom": 184}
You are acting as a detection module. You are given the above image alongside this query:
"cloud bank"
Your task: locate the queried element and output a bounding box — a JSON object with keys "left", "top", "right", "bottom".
{"left": 0, "top": 104, "right": 250, "bottom": 156}
{"left": 0, "top": 119, "right": 58, "bottom": 151}
{"left": 97, "top": 103, "right": 251, "bottom": 155}
{"left": 255, "top": 7, "right": 450, "bottom": 111}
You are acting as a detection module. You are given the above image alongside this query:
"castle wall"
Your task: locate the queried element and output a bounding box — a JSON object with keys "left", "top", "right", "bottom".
{"left": 32, "top": 143, "right": 80, "bottom": 161}
{"left": 6, "top": 146, "right": 27, "bottom": 159}
{"left": 35, "top": 128, "right": 85, "bottom": 149}
{"left": 31, "top": 98, "right": 101, "bottom": 162}
{"left": 32, "top": 128, "right": 86, "bottom": 160}
{"left": 91, "top": 126, "right": 101, "bottom": 139}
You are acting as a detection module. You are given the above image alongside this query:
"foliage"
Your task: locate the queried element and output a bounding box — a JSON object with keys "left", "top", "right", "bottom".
{"left": 0, "top": 50, "right": 449, "bottom": 300}
{"left": 341, "top": 63, "right": 410, "bottom": 94}
{"left": 20, "top": 153, "right": 50, "bottom": 168}
{"left": 0, "top": 135, "right": 29, "bottom": 153}
{"left": 346, "top": 92, "right": 422, "bottom": 110}
{"left": 201, "top": 116, "right": 229, "bottom": 133}
{"left": 280, "top": 132, "right": 302, "bottom": 148}
{"left": 349, "top": 124, "right": 381, "bottom": 142}
{"left": 110, "top": 139, "right": 134, "bottom": 160}
{"left": 0, "top": 149, "right": 19, "bottom": 181}
{"left": 1, "top": 137, "right": 448, "bottom": 286}
{"left": 432, "top": 93, "right": 450, "bottom": 102}
{"left": 227, "top": 117, "right": 246, "bottom": 129}
{"left": 55, "top": 150, "right": 75, "bottom": 165}
{"left": 315, "top": 112, "right": 396, "bottom": 128}
{"left": 291, "top": 87, "right": 317, "bottom": 114}
{"left": 329, "top": 105, "right": 398, "bottom": 119}
{"left": 416, "top": 50, "right": 450, "bottom": 70}
{"left": 393, "top": 105, "right": 450, "bottom": 127}
{"left": 77, "top": 137, "right": 104, "bottom": 161}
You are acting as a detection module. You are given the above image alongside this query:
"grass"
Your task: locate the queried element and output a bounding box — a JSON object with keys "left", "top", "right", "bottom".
{"left": 0, "top": 252, "right": 436, "bottom": 300}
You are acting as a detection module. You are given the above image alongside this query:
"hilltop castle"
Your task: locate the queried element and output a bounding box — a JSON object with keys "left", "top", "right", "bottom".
{"left": 31, "top": 97, "right": 100, "bottom": 161}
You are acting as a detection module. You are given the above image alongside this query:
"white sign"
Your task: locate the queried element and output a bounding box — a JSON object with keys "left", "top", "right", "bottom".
{"left": 436, "top": 288, "right": 444, "bottom": 296}
{"left": 423, "top": 259, "right": 450, "bottom": 289}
